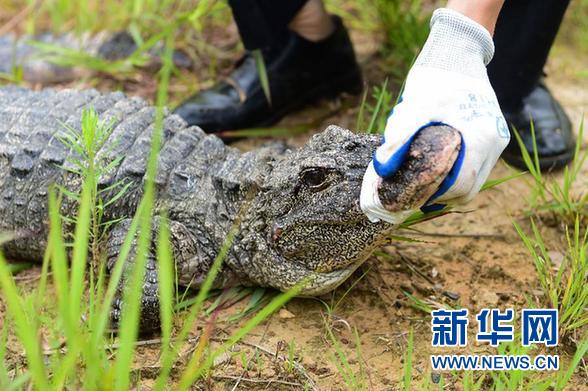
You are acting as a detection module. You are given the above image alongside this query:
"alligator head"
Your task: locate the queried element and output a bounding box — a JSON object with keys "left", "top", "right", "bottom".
{"left": 241, "top": 125, "right": 461, "bottom": 295}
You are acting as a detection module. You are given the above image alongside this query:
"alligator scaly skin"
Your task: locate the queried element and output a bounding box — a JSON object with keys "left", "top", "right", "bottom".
{"left": 0, "top": 31, "right": 192, "bottom": 83}
{"left": 0, "top": 32, "right": 108, "bottom": 83}
{"left": 0, "top": 86, "right": 461, "bottom": 331}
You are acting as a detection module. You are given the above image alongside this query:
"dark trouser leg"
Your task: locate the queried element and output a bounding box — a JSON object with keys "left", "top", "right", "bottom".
{"left": 491, "top": 0, "right": 576, "bottom": 170}
{"left": 228, "top": 0, "right": 309, "bottom": 50}
{"left": 175, "top": 0, "right": 362, "bottom": 134}
{"left": 488, "top": 0, "right": 571, "bottom": 112}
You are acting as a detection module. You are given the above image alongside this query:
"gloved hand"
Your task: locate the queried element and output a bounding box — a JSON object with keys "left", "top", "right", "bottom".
{"left": 360, "top": 8, "right": 510, "bottom": 224}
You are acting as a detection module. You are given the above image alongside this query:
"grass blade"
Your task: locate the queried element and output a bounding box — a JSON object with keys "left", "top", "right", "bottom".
{"left": 253, "top": 49, "right": 271, "bottom": 105}
{"left": 0, "top": 253, "right": 48, "bottom": 389}
{"left": 403, "top": 328, "right": 413, "bottom": 390}
{"left": 155, "top": 216, "right": 174, "bottom": 387}
{"left": 177, "top": 278, "right": 308, "bottom": 389}
{"left": 113, "top": 30, "right": 174, "bottom": 391}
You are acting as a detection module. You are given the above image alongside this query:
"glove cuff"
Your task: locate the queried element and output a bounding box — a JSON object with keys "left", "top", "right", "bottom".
{"left": 415, "top": 8, "right": 495, "bottom": 78}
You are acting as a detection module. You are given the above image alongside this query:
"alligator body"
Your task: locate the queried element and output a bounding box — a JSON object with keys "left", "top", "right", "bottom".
{"left": 0, "top": 86, "right": 460, "bottom": 331}
{"left": 0, "top": 31, "right": 192, "bottom": 83}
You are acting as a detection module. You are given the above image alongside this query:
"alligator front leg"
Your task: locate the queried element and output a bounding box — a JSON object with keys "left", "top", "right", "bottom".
{"left": 107, "top": 218, "right": 161, "bottom": 333}
{"left": 106, "top": 216, "right": 216, "bottom": 333}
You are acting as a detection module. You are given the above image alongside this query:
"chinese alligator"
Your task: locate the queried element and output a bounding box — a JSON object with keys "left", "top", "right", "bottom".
{"left": 0, "top": 31, "right": 192, "bottom": 83}
{"left": 0, "top": 86, "right": 461, "bottom": 331}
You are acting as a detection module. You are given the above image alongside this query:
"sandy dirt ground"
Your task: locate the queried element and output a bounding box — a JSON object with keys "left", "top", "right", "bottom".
{"left": 185, "top": 23, "right": 587, "bottom": 390}
{"left": 1, "top": 6, "right": 587, "bottom": 390}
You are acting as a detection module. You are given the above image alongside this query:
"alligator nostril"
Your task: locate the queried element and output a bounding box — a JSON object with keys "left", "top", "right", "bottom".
{"left": 272, "top": 225, "right": 283, "bottom": 241}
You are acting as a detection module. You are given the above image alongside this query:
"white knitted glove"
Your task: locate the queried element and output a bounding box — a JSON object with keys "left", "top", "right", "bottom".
{"left": 360, "top": 8, "right": 510, "bottom": 224}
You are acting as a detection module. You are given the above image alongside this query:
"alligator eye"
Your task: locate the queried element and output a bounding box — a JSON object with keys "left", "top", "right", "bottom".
{"left": 300, "top": 168, "right": 329, "bottom": 190}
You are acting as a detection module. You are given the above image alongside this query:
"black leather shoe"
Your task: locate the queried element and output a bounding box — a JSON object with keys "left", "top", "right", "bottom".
{"left": 501, "top": 81, "right": 575, "bottom": 171}
{"left": 174, "top": 16, "right": 362, "bottom": 135}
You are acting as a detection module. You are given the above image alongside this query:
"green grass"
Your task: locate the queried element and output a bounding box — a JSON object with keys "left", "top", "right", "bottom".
{"left": 0, "top": 18, "right": 305, "bottom": 389}
{"left": 347, "top": 69, "right": 587, "bottom": 391}
{"left": 2, "top": 1, "right": 588, "bottom": 388}
{"left": 252, "top": 49, "right": 271, "bottom": 105}
{"left": 0, "top": 66, "right": 23, "bottom": 85}
{"left": 327, "top": 0, "right": 432, "bottom": 81}
{"left": 327, "top": 325, "right": 368, "bottom": 390}
{"left": 356, "top": 78, "right": 394, "bottom": 134}
{"left": 29, "top": 1, "right": 221, "bottom": 79}
{"left": 393, "top": 333, "right": 588, "bottom": 390}
{"left": 510, "top": 117, "right": 587, "bottom": 347}
{"left": 514, "top": 217, "right": 587, "bottom": 341}
{"left": 488, "top": 338, "right": 588, "bottom": 390}
{"left": 6, "top": 0, "right": 228, "bottom": 37}
{"left": 318, "top": 267, "right": 371, "bottom": 335}
{"left": 402, "top": 328, "right": 414, "bottom": 391}
{"left": 373, "top": 0, "right": 432, "bottom": 79}
{"left": 513, "top": 120, "right": 587, "bottom": 226}
{"left": 284, "top": 339, "right": 298, "bottom": 373}
{"left": 0, "top": 0, "right": 230, "bottom": 82}
{"left": 560, "top": 0, "right": 588, "bottom": 51}
{"left": 56, "top": 109, "right": 130, "bottom": 268}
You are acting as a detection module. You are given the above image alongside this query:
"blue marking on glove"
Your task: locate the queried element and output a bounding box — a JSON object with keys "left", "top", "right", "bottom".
{"left": 373, "top": 135, "right": 414, "bottom": 178}
{"left": 421, "top": 203, "right": 446, "bottom": 213}
{"left": 373, "top": 121, "right": 447, "bottom": 179}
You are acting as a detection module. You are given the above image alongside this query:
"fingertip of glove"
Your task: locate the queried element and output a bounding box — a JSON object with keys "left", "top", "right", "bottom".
{"left": 373, "top": 137, "right": 414, "bottom": 178}
{"left": 367, "top": 214, "right": 381, "bottom": 223}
